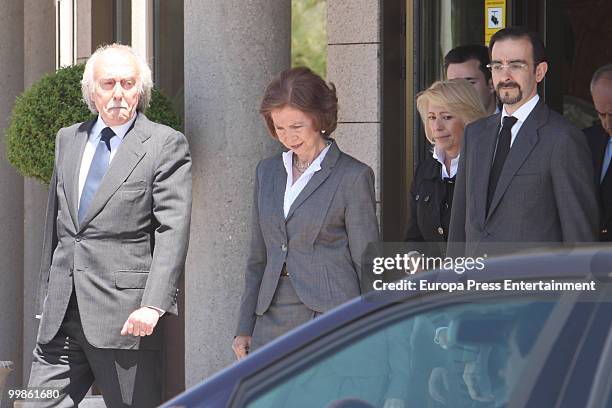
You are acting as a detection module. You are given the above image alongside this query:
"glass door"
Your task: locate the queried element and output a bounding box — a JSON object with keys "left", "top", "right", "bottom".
{"left": 539, "top": 0, "right": 612, "bottom": 129}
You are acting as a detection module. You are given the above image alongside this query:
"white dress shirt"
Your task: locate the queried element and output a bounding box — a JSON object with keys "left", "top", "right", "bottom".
{"left": 282, "top": 143, "right": 332, "bottom": 218}
{"left": 432, "top": 146, "right": 460, "bottom": 178}
{"left": 501, "top": 94, "right": 540, "bottom": 147}
{"left": 77, "top": 113, "right": 137, "bottom": 206}
{"left": 76, "top": 113, "right": 165, "bottom": 316}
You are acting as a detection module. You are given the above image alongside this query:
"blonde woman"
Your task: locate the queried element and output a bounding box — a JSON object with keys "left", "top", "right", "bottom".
{"left": 404, "top": 79, "right": 486, "bottom": 254}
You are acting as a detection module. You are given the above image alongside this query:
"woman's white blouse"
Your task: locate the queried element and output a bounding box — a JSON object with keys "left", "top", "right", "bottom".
{"left": 281, "top": 144, "right": 332, "bottom": 218}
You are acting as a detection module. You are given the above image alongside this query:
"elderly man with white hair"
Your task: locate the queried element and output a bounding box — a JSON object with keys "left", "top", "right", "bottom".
{"left": 585, "top": 63, "right": 612, "bottom": 242}
{"left": 27, "top": 43, "right": 192, "bottom": 407}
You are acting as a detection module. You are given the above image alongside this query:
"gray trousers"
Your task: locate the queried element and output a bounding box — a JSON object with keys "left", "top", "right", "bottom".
{"left": 251, "top": 276, "right": 320, "bottom": 351}
{"left": 26, "top": 309, "right": 161, "bottom": 408}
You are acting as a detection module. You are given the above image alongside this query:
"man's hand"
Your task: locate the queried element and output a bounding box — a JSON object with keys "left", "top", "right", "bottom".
{"left": 120, "top": 306, "right": 161, "bottom": 337}
{"left": 232, "top": 336, "right": 251, "bottom": 360}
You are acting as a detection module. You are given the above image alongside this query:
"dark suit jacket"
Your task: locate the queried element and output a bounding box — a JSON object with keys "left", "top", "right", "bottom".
{"left": 448, "top": 99, "right": 598, "bottom": 257}
{"left": 236, "top": 141, "right": 379, "bottom": 336}
{"left": 584, "top": 123, "right": 612, "bottom": 241}
{"left": 404, "top": 156, "right": 455, "bottom": 256}
{"left": 36, "top": 113, "right": 192, "bottom": 349}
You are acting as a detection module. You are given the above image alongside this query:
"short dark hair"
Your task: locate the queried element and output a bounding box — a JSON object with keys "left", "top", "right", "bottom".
{"left": 444, "top": 44, "right": 492, "bottom": 82}
{"left": 489, "top": 27, "right": 547, "bottom": 66}
{"left": 260, "top": 67, "right": 338, "bottom": 139}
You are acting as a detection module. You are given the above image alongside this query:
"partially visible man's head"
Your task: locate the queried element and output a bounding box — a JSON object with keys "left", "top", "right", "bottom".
{"left": 444, "top": 45, "right": 496, "bottom": 114}
{"left": 590, "top": 64, "right": 612, "bottom": 136}
{"left": 488, "top": 27, "right": 548, "bottom": 113}
{"left": 81, "top": 44, "right": 153, "bottom": 126}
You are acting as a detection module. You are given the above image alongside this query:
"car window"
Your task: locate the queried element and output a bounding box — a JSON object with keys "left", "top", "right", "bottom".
{"left": 242, "top": 299, "right": 557, "bottom": 408}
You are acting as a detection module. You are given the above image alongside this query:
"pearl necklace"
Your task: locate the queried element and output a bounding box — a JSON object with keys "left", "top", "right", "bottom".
{"left": 293, "top": 141, "right": 332, "bottom": 175}
{"left": 293, "top": 157, "right": 311, "bottom": 173}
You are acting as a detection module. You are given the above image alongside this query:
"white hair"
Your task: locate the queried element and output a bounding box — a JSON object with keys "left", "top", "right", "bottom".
{"left": 590, "top": 63, "right": 612, "bottom": 93}
{"left": 81, "top": 43, "right": 153, "bottom": 113}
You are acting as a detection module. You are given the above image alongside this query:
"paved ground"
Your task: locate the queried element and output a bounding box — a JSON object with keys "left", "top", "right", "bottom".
{"left": 13, "top": 396, "right": 106, "bottom": 407}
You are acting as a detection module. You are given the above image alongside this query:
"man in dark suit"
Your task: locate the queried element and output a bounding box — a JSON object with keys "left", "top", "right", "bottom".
{"left": 585, "top": 64, "right": 612, "bottom": 242}
{"left": 448, "top": 27, "right": 598, "bottom": 257}
{"left": 27, "top": 44, "right": 192, "bottom": 407}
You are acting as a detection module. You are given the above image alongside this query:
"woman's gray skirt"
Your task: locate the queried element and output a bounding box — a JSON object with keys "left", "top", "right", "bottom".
{"left": 251, "top": 276, "right": 320, "bottom": 351}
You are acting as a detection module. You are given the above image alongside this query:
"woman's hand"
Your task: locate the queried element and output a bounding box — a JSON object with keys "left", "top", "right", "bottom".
{"left": 232, "top": 335, "right": 252, "bottom": 360}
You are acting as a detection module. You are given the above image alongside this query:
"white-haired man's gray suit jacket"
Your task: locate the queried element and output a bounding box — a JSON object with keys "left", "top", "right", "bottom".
{"left": 448, "top": 99, "right": 598, "bottom": 257}
{"left": 36, "top": 114, "right": 191, "bottom": 350}
{"left": 236, "top": 141, "right": 379, "bottom": 336}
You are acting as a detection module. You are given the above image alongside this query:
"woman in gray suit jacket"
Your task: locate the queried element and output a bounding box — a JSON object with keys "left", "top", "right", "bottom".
{"left": 233, "top": 67, "right": 379, "bottom": 358}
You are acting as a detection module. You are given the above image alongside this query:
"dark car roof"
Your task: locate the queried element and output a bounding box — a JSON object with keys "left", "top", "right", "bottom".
{"left": 163, "top": 247, "right": 612, "bottom": 407}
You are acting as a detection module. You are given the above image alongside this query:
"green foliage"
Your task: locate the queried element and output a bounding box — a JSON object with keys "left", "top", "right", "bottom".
{"left": 5, "top": 64, "right": 181, "bottom": 185}
{"left": 292, "top": 0, "right": 327, "bottom": 78}
{"left": 147, "top": 88, "right": 182, "bottom": 132}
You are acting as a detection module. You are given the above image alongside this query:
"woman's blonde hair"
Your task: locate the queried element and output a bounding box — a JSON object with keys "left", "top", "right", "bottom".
{"left": 416, "top": 79, "right": 487, "bottom": 144}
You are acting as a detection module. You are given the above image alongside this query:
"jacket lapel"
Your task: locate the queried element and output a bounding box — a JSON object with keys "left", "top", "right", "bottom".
{"left": 474, "top": 115, "right": 501, "bottom": 225}
{"left": 272, "top": 158, "right": 287, "bottom": 219}
{"left": 77, "top": 114, "right": 148, "bottom": 231}
{"left": 64, "top": 120, "right": 95, "bottom": 229}
{"left": 486, "top": 101, "right": 546, "bottom": 221}
{"left": 285, "top": 140, "right": 340, "bottom": 222}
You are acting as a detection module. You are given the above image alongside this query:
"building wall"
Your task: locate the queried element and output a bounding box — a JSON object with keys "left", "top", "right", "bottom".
{"left": 327, "top": 0, "right": 382, "bottom": 209}
{"left": 0, "top": 2, "right": 24, "bottom": 406}
{"left": 22, "top": 0, "right": 56, "bottom": 386}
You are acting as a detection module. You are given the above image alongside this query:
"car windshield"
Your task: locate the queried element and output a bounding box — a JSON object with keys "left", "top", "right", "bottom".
{"left": 244, "top": 298, "right": 558, "bottom": 408}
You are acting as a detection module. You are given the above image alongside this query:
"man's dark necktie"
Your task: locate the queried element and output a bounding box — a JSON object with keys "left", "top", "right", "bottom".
{"left": 487, "top": 116, "right": 518, "bottom": 213}
{"left": 78, "top": 127, "right": 115, "bottom": 224}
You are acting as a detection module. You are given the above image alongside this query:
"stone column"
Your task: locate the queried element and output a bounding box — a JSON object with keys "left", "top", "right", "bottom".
{"left": 184, "top": 0, "right": 290, "bottom": 385}
{"left": 0, "top": 362, "right": 13, "bottom": 408}
{"left": 22, "top": 1, "right": 57, "bottom": 386}
{"left": 0, "top": 1, "right": 24, "bottom": 404}
{"left": 327, "top": 0, "right": 382, "bottom": 209}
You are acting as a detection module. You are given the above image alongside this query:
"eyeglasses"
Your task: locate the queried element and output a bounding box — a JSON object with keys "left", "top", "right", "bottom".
{"left": 486, "top": 62, "right": 530, "bottom": 73}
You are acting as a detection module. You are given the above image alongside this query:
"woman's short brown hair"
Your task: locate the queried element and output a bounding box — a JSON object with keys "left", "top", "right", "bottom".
{"left": 260, "top": 67, "right": 338, "bottom": 139}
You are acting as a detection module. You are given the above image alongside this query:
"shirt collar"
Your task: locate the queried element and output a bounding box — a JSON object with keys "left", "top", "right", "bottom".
{"left": 282, "top": 142, "right": 332, "bottom": 176}
{"left": 89, "top": 112, "right": 138, "bottom": 141}
{"left": 501, "top": 94, "right": 539, "bottom": 125}
{"left": 432, "top": 146, "right": 460, "bottom": 178}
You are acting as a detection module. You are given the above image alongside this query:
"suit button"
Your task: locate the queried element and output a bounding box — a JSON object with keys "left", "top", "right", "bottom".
{"left": 437, "top": 226, "right": 444, "bottom": 236}
{"left": 281, "top": 244, "right": 287, "bottom": 252}
{"left": 75, "top": 236, "right": 81, "bottom": 242}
